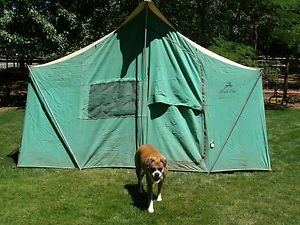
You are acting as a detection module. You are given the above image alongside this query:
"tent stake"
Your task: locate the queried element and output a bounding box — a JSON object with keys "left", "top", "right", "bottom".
{"left": 28, "top": 66, "right": 81, "bottom": 170}
{"left": 207, "top": 70, "right": 263, "bottom": 174}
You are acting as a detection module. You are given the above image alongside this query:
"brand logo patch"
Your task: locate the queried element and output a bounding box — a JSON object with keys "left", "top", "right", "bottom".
{"left": 220, "top": 82, "right": 236, "bottom": 94}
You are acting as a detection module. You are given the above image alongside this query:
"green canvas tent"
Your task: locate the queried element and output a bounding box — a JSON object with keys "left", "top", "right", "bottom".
{"left": 18, "top": 1, "right": 271, "bottom": 173}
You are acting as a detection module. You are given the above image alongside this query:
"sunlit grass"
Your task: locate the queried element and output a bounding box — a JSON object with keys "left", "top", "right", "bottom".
{"left": 0, "top": 108, "right": 299, "bottom": 224}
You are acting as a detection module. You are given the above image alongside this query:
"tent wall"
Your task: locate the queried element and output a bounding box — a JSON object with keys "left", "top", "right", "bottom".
{"left": 202, "top": 57, "right": 270, "bottom": 172}
{"left": 19, "top": 2, "right": 271, "bottom": 172}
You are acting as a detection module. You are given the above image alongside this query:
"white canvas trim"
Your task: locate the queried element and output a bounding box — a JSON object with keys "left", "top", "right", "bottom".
{"left": 179, "top": 34, "right": 259, "bottom": 71}
{"left": 33, "top": 31, "right": 115, "bottom": 68}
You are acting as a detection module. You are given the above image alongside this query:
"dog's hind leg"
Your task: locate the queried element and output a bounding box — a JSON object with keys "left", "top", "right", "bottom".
{"left": 157, "top": 180, "right": 164, "bottom": 201}
{"left": 138, "top": 175, "right": 144, "bottom": 193}
{"left": 136, "top": 168, "right": 144, "bottom": 193}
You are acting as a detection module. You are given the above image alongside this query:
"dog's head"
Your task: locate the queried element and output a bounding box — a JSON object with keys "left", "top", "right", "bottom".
{"left": 146, "top": 157, "right": 167, "bottom": 183}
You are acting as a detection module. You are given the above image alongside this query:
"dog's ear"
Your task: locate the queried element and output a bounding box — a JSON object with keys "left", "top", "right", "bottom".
{"left": 161, "top": 159, "right": 167, "bottom": 167}
{"left": 146, "top": 158, "right": 154, "bottom": 168}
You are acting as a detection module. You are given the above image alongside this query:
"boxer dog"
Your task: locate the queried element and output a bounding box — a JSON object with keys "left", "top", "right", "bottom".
{"left": 135, "top": 144, "right": 168, "bottom": 213}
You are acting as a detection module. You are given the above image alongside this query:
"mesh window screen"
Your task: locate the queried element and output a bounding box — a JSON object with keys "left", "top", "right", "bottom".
{"left": 88, "top": 81, "right": 137, "bottom": 119}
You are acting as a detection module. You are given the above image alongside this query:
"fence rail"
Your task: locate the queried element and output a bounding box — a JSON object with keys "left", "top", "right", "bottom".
{"left": 0, "top": 58, "right": 49, "bottom": 70}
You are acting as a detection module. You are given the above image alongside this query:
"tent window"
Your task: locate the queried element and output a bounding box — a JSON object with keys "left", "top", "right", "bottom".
{"left": 88, "top": 81, "right": 136, "bottom": 119}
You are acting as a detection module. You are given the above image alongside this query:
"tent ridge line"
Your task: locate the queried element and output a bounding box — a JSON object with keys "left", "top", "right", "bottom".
{"left": 28, "top": 66, "right": 81, "bottom": 169}
{"left": 179, "top": 33, "right": 258, "bottom": 71}
{"left": 207, "top": 69, "right": 263, "bottom": 174}
{"left": 33, "top": 31, "right": 114, "bottom": 68}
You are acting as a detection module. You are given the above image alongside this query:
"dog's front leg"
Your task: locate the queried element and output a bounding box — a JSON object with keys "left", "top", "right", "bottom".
{"left": 147, "top": 177, "right": 154, "bottom": 213}
{"left": 157, "top": 180, "right": 164, "bottom": 201}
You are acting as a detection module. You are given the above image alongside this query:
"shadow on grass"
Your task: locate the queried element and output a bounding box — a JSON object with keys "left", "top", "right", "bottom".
{"left": 209, "top": 169, "right": 273, "bottom": 175}
{"left": 264, "top": 103, "right": 288, "bottom": 110}
{"left": 124, "top": 184, "right": 148, "bottom": 211}
{"left": 6, "top": 149, "right": 19, "bottom": 165}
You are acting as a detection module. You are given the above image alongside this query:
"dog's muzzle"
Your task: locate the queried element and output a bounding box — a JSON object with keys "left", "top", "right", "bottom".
{"left": 152, "top": 171, "right": 162, "bottom": 183}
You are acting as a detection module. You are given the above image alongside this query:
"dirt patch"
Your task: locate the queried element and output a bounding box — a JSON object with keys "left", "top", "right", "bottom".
{"left": 264, "top": 101, "right": 300, "bottom": 109}
{"left": 264, "top": 89, "right": 300, "bottom": 109}
{"left": 0, "top": 107, "right": 19, "bottom": 112}
{"left": 0, "top": 69, "right": 28, "bottom": 107}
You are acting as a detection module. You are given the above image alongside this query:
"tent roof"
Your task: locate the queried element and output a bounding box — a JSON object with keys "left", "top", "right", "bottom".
{"left": 119, "top": 1, "right": 175, "bottom": 30}
{"left": 179, "top": 34, "right": 259, "bottom": 71}
{"left": 33, "top": 31, "right": 114, "bottom": 68}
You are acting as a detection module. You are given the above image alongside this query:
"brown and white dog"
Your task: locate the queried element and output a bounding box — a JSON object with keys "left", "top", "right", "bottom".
{"left": 135, "top": 144, "right": 168, "bottom": 213}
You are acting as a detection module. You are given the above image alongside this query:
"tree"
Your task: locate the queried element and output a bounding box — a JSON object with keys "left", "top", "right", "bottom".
{"left": 0, "top": 0, "right": 136, "bottom": 62}
{"left": 0, "top": 0, "right": 79, "bottom": 61}
{"left": 268, "top": 0, "right": 300, "bottom": 104}
{"left": 0, "top": 0, "right": 298, "bottom": 76}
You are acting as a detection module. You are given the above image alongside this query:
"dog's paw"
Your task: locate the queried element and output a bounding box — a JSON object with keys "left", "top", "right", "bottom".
{"left": 148, "top": 200, "right": 154, "bottom": 213}
{"left": 148, "top": 207, "right": 154, "bottom": 213}
{"left": 157, "top": 193, "right": 162, "bottom": 201}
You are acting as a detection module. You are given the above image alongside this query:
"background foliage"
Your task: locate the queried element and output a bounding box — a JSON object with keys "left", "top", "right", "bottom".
{"left": 0, "top": 0, "right": 299, "bottom": 63}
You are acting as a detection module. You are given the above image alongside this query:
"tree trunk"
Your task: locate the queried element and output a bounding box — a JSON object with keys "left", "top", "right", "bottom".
{"left": 20, "top": 57, "right": 25, "bottom": 71}
{"left": 282, "top": 55, "right": 290, "bottom": 105}
{"left": 254, "top": 23, "right": 258, "bottom": 50}
{"left": 5, "top": 48, "right": 8, "bottom": 70}
{"left": 197, "top": 0, "right": 208, "bottom": 43}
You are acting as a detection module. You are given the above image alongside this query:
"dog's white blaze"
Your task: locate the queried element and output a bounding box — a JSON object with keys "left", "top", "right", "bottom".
{"left": 148, "top": 199, "right": 154, "bottom": 213}
{"left": 152, "top": 169, "right": 164, "bottom": 179}
{"left": 152, "top": 171, "right": 163, "bottom": 184}
{"left": 157, "top": 193, "right": 162, "bottom": 201}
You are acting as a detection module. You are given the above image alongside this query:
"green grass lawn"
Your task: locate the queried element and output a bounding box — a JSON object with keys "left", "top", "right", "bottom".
{"left": 0, "top": 108, "right": 299, "bottom": 225}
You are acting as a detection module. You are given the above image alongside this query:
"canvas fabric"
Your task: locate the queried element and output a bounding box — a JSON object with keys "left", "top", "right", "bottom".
{"left": 19, "top": 2, "right": 271, "bottom": 172}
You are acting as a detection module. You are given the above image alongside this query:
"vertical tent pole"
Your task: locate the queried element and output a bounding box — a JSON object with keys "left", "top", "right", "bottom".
{"left": 207, "top": 70, "right": 263, "bottom": 174}
{"left": 139, "top": 3, "right": 149, "bottom": 147}
{"left": 28, "top": 66, "right": 81, "bottom": 170}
